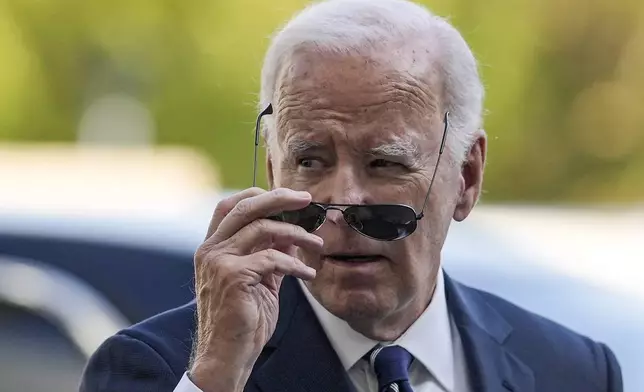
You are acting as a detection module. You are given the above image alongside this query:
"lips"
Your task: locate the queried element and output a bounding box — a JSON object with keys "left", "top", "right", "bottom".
{"left": 325, "top": 254, "right": 383, "bottom": 263}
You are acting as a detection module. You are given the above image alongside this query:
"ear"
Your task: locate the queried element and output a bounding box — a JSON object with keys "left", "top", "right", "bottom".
{"left": 453, "top": 131, "right": 487, "bottom": 222}
{"left": 266, "top": 151, "right": 275, "bottom": 190}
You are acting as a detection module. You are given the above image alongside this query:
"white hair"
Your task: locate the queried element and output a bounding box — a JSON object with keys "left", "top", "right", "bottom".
{"left": 259, "top": 0, "right": 484, "bottom": 164}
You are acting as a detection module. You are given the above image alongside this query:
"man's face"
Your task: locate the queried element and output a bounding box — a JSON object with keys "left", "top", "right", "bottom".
{"left": 267, "top": 50, "right": 479, "bottom": 337}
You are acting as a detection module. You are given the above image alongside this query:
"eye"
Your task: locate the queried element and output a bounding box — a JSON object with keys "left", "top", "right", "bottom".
{"left": 370, "top": 159, "right": 405, "bottom": 169}
{"left": 297, "top": 157, "right": 324, "bottom": 170}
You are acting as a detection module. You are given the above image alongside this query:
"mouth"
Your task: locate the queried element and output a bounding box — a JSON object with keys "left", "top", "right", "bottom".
{"left": 325, "top": 254, "right": 384, "bottom": 264}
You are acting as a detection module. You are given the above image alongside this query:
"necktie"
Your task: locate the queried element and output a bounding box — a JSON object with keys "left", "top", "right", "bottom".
{"left": 367, "top": 345, "right": 415, "bottom": 392}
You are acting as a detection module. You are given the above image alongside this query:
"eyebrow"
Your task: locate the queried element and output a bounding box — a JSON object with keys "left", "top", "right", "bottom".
{"left": 283, "top": 138, "right": 326, "bottom": 156}
{"left": 369, "top": 140, "right": 417, "bottom": 158}
{"left": 368, "top": 138, "right": 422, "bottom": 165}
{"left": 283, "top": 137, "right": 423, "bottom": 164}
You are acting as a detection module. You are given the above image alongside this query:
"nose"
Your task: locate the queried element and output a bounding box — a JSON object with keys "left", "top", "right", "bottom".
{"left": 321, "top": 166, "right": 371, "bottom": 226}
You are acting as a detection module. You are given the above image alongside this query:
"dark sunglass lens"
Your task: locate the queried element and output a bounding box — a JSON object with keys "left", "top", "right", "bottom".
{"left": 271, "top": 204, "right": 326, "bottom": 232}
{"left": 346, "top": 205, "right": 418, "bottom": 240}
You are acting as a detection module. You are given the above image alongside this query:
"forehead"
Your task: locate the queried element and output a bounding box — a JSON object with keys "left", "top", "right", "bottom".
{"left": 273, "top": 49, "right": 442, "bottom": 150}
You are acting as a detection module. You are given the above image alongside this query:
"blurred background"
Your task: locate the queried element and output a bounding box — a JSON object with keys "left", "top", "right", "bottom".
{"left": 0, "top": 0, "right": 642, "bottom": 391}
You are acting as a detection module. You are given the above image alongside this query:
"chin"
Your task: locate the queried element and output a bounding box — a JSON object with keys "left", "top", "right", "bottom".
{"left": 315, "top": 283, "right": 395, "bottom": 322}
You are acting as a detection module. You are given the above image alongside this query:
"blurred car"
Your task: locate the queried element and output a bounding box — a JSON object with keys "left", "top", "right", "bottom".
{"left": 0, "top": 200, "right": 642, "bottom": 392}
{"left": 0, "top": 213, "right": 196, "bottom": 392}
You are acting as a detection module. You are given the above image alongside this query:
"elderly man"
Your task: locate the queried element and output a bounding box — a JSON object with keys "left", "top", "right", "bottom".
{"left": 80, "top": 0, "right": 622, "bottom": 391}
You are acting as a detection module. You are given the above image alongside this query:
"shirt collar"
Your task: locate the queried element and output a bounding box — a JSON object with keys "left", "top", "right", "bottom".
{"left": 298, "top": 268, "right": 455, "bottom": 391}
{"left": 298, "top": 279, "right": 377, "bottom": 371}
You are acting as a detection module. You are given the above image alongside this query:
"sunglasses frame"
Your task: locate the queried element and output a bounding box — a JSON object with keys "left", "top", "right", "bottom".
{"left": 273, "top": 202, "right": 419, "bottom": 241}
{"left": 253, "top": 104, "right": 450, "bottom": 241}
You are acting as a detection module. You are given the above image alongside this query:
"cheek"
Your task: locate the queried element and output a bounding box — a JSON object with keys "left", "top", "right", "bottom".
{"left": 279, "top": 176, "right": 327, "bottom": 196}
{"left": 271, "top": 164, "right": 303, "bottom": 190}
{"left": 394, "top": 235, "right": 428, "bottom": 268}
{"left": 390, "top": 237, "right": 437, "bottom": 294}
{"left": 269, "top": 151, "right": 308, "bottom": 189}
{"left": 392, "top": 176, "right": 429, "bottom": 209}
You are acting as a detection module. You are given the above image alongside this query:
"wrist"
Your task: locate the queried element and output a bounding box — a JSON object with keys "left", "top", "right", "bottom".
{"left": 189, "top": 355, "right": 253, "bottom": 392}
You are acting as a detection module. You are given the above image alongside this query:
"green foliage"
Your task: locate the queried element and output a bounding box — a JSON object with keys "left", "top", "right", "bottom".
{"left": 0, "top": 0, "right": 642, "bottom": 203}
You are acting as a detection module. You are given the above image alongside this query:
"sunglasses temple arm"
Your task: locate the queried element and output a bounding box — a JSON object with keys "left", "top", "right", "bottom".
{"left": 419, "top": 112, "right": 449, "bottom": 218}
{"left": 253, "top": 104, "right": 274, "bottom": 187}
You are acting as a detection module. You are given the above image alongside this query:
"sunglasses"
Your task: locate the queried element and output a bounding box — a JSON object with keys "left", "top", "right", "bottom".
{"left": 253, "top": 104, "right": 449, "bottom": 241}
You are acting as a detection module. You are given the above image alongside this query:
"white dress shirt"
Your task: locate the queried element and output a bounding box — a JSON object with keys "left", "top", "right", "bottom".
{"left": 174, "top": 268, "right": 471, "bottom": 392}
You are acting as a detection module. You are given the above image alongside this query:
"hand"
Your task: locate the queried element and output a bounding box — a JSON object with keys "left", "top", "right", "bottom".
{"left": 189, "top": 188, "right": 323, "bottom": 392}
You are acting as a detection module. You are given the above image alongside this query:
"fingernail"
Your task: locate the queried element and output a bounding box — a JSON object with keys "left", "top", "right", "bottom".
{"left": 296, "top": 191, "right": 311, "bottom": 199}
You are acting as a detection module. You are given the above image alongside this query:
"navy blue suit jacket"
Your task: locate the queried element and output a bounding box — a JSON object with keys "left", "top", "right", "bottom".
{"left": 80, "top": 274, "right": 623, "bottom": 392}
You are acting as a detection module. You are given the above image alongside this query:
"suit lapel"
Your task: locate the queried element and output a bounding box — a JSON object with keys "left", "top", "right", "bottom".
{"left": 444, "top": 273, "right": 535, "bottom": 392}
{"left": 250, "top": 273, "right": 535, "bottom": 392}
{"left": 251, "top": 276, "right": 354, "bottom": 392}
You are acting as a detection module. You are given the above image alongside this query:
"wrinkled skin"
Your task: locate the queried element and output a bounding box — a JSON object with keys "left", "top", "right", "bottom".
{"left": 266, "top": 49, "right": 486, "bottom": 340}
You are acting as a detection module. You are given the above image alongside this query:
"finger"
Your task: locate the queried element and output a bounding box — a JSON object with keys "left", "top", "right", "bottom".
{"left": 205, "top": 187, "right": 266, "bottom": 240}
{"left": 229, "top": 219, "right": 324, "bottom": 254}
{"left": 212, "top": 188, "right": 312, "bottom": 243}
{"left": 244, "top": 248, "right": 316, "bottom": 282}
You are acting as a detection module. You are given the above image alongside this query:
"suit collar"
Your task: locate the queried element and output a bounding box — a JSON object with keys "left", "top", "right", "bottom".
{"left": 253, "top": 276, "right": 354, "bottom": 392}
{"left": 298, "top": 269, "right": 457, "bottom": 392}
{"left": 253, "top": 274, "right": 535, "bottom": 392}
{"left": 444, "top": 273, "right": 535, "bottom": 392}
{"left": 264, "top": 275, "right": 299, "bottom": 349}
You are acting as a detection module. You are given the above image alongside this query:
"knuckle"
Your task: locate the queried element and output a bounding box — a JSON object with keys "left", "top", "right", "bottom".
{"left": 248, "top": 187, "right": 265, "bottom": 195}
{"left": 223, "top": 232, "right": 239, "bottom": 250}
{"left": 260, "top": 248, "right": 277, "bottom": 262}
{"left": 234, "top": 198, "right": 254, "bottom": 218}
{"left": 194, "top": 242, "right": 230, "bottom": 269}
{"left": 251, "top": 218, "right": 270, "bottom": 235}
{"left": 269, "top": 248, "right": 282, "bottom": 259}
{"left": 214, "top": 187, "right": 262, "bottom": 217}
{"left": 194, "top": 244, "right": 210, "bottom": 264}
{"left": 214, "top": 198, "right": 235, "bottom": 218}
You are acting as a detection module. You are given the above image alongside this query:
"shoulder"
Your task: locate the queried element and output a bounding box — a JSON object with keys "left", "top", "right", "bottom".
{"left": 462, "top": 283, "right": 623, "bottom": 390}
{"left": 122, "top": 300, "right": 198, "bottom": 372}
{"left": 474, "top": 286, "right": 604, "bottom": 354}
{"left": 80, "top": 301, "right": 197, "bottom": 392}
{"left": 81, "top": 276, "right": 304, "bottom": 391}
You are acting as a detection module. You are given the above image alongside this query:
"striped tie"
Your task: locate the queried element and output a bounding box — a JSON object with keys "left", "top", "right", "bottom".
{"left": 367, "top": 345, "right": 415, "bottom": 392}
